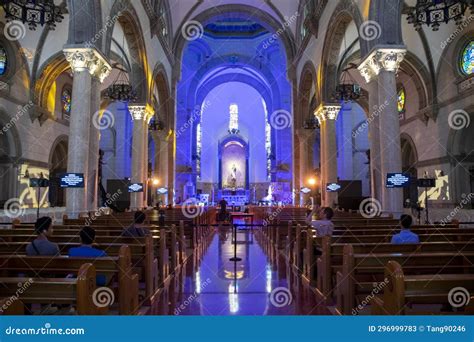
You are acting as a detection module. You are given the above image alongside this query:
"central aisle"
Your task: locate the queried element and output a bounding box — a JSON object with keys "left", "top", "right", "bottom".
{"left": 168, "top": 225, "right": 330, "bottom": 315}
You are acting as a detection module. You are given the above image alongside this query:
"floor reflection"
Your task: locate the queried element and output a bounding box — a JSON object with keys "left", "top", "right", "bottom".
{"left": 161, "top": 224, "right": 330, "bottom": 316}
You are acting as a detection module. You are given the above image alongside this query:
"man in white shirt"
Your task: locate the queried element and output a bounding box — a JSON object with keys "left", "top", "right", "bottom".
{"left": 306, "top": 206, "right": 335, "bottom": 237}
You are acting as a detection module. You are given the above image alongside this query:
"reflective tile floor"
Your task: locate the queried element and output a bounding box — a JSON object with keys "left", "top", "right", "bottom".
{"left": 159, "top": 225, "right": 330, "bottom": 315}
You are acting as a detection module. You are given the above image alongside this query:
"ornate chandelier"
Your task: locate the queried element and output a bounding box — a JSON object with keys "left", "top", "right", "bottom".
{"left": 407, "top": 0, "right": 474, "bottom": 31}
{"left": 0, "top": 0, "right": 65, "bottom": 30}
{"left": 106, "top": 65, "right": 137, "bottom": 102}
{"left": 334, "top": 64, "right": 361, "bottom": 103}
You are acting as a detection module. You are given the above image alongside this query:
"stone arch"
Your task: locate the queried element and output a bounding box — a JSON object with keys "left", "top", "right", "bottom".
{"left": 368, "top": 0, "right": 404, "bottom": 49}
{"left": 298, "top": 60, "right": 318, "bottom": 129}
{"left": 151, "top": 63, "right": 172, "bottom": 131}
{"left": 320, "top": 0, "right": 368, "bottom": 103}
{"left": 66, "top": 0, "right": 103, "bottom": 46}
{"left": 172, "top": 4, "right": 296, "bottom": 81}
{"left": 186, "top": 55, "right": 283, "bottom": 112}
{"left": 48, "top": 135, "right": 68, "bottom": 207}
{"left": 104, "top": 1, "right": 149, "bottom": 103}
{"left": 33, "top": 52, "right": 70, "bottom": 114}
{"left": 400, "top": 52, "right": 434, "bottom": 116}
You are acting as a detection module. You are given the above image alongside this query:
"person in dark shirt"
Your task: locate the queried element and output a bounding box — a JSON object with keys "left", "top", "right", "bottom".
{"left": 391, "top": 214, "right": 420, "bottom": 244}
{"left": 26, "top": 217, "right": 60, "bottom": 256}
{"left": 218, "top": 199, "right": 228, "bottom": 222}
{"left": 158, "top": 209, "right": 166, "bottom": 227}
{"left": 69, "top": 226, "right": 107, "bottom": 257}
{"left": 121, "top": 211, "right": 150, "bottom": 237}
{"left": 68, "top": 227, "right": 107, "bottom": 286}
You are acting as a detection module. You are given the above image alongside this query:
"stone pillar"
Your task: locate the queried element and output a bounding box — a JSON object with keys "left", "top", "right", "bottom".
{"left": 87, "top": 77, "right": 101, "bottom": 211}
{"left": 358, "top": 47, "right": 406, "bottom": 217}
{"left": 151, "top": 130, "right": 170, "bottom": 205}
{"left": 63, "top": 48, "right": 111, "bottom": 218}
{"left": 296, "top": 128, "right": 316, "bottom": 205}
{"left": 129, "top": 105, "right": 153, "bottom": 210}
{"left": 315, "top": 104, "right": 341, "bottom": 207}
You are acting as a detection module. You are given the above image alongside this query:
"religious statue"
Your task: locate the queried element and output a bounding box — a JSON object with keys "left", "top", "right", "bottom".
{"left": 230, "top": 164, "right": 237, "bottom": 187}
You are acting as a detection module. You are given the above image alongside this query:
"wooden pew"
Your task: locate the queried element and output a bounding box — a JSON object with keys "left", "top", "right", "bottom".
{"left": 0, "top": 238, "right": 158, "bottom": 301}
{"left": 371, "top": 261, "right": 474, "bottom": 315}
{"left": 316, "top": 238, "right": 474, "bottom": 298}
{"left": 0, "top": 263, "right": 97, "bottom": 315}
{"left": 335, "top": 245, "right": 474, "bottom": 315}
{"left": 0, "top": 245, "right": 138, "bottom": 315}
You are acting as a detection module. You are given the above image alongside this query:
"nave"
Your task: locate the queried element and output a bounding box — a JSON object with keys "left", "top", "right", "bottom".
{"left": 2, "top": 206, "right": 474, "bottom": 316}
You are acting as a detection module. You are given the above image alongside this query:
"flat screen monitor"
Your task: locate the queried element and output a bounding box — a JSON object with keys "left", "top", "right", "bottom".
{"left": 417, "top": 178, "right": 436, "bottom": 188}
{"left": 30, "top": 178, "right": 49, "bottom": 187}
{"left": 326, "top": 183, "right": 342, "bottom": 192}
{"left": 386, "top": 173, "right": 410, "bottom": 188}
{"left": 157, "top": 187, "right": 168, "bottom": 195}
{"left": 60, "top": 173, "right": 84, "bottom": 188}
{"left": 128, "top": 183, "right": 144, "bottom": 193}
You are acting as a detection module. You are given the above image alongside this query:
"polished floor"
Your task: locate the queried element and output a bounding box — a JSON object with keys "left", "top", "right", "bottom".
{"left": 160, "top": 224, "right": 330, "bottom": 315}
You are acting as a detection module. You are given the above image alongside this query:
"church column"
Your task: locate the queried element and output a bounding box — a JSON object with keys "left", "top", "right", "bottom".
{"left": 296, "top": 128, "right": 316, "bottom": 205}
{"left": 315, "top": 104, "right": 341, "bottom": 207}
{"left": 151, "top": 130, "right": 169, "bottom": 204}
{"left": 129, "top": 105, "right": 153, "bottom": 210}
{"left": 63, "top": 48, "right": 111, "bottom": 218}
{"left": 87, "top": 77, "right": 103, "bottom": 211}
{"left": 359, "top": 48, "right": 406, "bottom": 217}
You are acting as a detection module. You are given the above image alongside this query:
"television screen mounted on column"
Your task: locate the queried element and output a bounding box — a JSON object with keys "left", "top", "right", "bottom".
{"left": 386, "top": 173, "right": 410, "bottom": 188}
{"left": 60, "top": 173, "right": 85, "bottom": 188}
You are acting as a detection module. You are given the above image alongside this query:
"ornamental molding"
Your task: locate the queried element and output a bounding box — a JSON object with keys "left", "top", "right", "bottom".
{"left": 314, "top": 104, "right": 341, "bottom": 123}
{"left": 358, "top": 46, "right": 407, "bottom": 83}
{"left": 129, "top": 104, "right": 154, "bottom": 123}
{"left": 63, "top": 47, "right": 112, "bottom": 83}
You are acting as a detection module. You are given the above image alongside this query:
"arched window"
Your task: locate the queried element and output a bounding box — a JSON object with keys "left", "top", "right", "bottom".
{"left": 61, "top": 87, "right": 72, "bottom": 118}
{"left": 0, "top": 46, "right": 7, "bottom": 76}
{"left": 397, "top": 87, "right": 406, "bottom": 114}
{"left": 460, "top": 40, "right": 474, "bottom": 76}
{"left": 228, "top": 103, "right": 239, "bottom": 134}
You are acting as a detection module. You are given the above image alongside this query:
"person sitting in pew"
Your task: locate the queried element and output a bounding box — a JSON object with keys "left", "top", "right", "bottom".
{"left": 68, "top": 227, "right": 108, "bottom": 287}
{"left": 121, "top": 211, "right": 150, "bottom": 237}
{"left": 69, "top": 227, "right": 108, "bottom": 258}
{"left": 391, "top": 214, "right": 420, "bottom": 245}
{"left": 306, "top": 206, "right": 334, "bottom": 237}
{"left": 26, "top": 217, "right": 60, "bottom": 256}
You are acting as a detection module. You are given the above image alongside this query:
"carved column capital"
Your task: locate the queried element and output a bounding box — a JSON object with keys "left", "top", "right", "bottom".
{"left": 63, "top": 47, "right": 111, "bottom": 83}
{"left": 358, "top": 47, "right": 406, "bottom": 83}
{"left": 129, "top": 104, "right": 154, "bottom": 123}
{"left": 314, "top": 104, "right": 341, "bottom": 124}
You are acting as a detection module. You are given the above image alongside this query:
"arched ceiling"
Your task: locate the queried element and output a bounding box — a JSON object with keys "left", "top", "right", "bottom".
{"left": 168, "top": 0, "right": 300, "bottom": 38}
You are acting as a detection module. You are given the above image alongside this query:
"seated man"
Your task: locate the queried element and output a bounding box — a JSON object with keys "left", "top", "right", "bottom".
{"left": 69, "top": 226, "right": 107, "bottom": 257}
{"left": 121, "top": 211, "right": 150, "bottom": 237}
{"left": 391, "top": 214, "right": 419, "bottom": 244}
{"left": 26, "top": 217, "right": 60, "bottom": 256}
{"left": 69, "top": 227, "right": 107, "bottom": 286}
{"left": 306, "top": 206, "right": 334, "bottom": 237}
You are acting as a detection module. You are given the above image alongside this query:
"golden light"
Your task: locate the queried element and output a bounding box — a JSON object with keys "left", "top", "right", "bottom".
{"left": 152, "top": 178, "right": 160, "bottom": 186}
{"left": 308, "top": 177, "right": 317, "bottom": 186}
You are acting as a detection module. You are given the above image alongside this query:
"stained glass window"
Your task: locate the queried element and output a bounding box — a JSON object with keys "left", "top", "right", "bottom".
{"left": 460, "top": 41, "right": 474, "bottom": 75}
{"left": 397, "top": 87, "right": 406, "bottom": 114}
{"left": 228, "top": 103, "right": 239, "bottom": 133}
{"left": 0, "top": 47, "right": 7, "bottom": 76}
{"left": 61, "top": 87, "right": 72, "bottom": 117}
